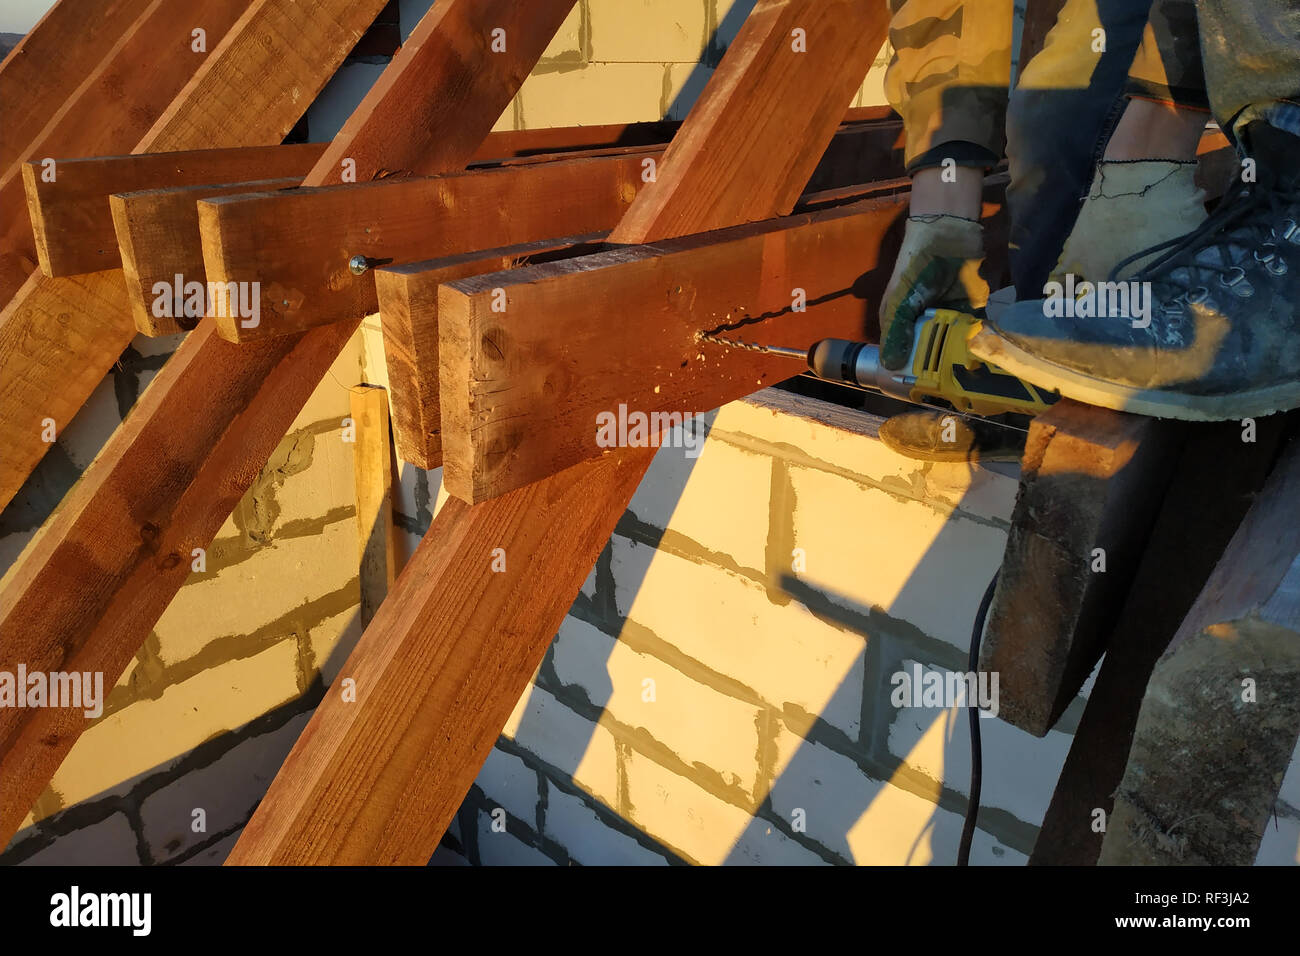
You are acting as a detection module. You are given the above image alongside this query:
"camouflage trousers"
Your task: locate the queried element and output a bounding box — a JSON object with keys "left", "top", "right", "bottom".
{"left": 1008, "top": 0, "right": 1300, "bottom": 295}
{"left": 1129, "top": 0, "right": 1300, "bottom": 137}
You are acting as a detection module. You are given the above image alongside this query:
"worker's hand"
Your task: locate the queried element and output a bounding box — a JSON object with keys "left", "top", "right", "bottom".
{"left": 878, "top": 214, "right": 988, "bottom": 369}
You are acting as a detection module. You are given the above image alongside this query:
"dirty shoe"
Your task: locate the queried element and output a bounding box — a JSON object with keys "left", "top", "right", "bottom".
{"left": 971, "top": 122, "right": 1300, "bottom": 421}
{"left": 878, "top": 409, "right": 1027, "bottom": 463}
{"left": 1052, "top": 160, "right": 1207, "bottom": 282}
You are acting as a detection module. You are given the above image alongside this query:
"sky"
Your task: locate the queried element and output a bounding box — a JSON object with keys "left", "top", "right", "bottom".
{"left": 1, "top": 0, "right": 55, "bottom": 35}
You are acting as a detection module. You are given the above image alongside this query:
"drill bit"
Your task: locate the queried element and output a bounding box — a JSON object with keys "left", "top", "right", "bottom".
{"left": 695, "top": 331, "right": 807, "bottom": 361}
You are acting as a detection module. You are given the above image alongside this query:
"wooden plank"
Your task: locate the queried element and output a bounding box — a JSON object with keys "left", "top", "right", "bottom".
{"left": 0, "top": 0, "right": 253, "bottom": 302}
{"left": 0, "top": 269, "right": 138, "bottom": 497}
{"left": 27, "top": 115, "right": 767, "bottom": 285}
{"left": 199, "top": 117, "right": 904, "bottom": 342}
{"left": 376, "top": 172, "right": 910, "bottom": 472}
{"left": 126, "top": 115, "right": 802, "bottom": 336}
{"left": 200, "top": 153, "right": 648, "bottom": 341}
{"left": 1030, "top": 415, "right": 1290, "bottom": 865}
{"left": 437, "top": 187, "right": 913, "bottom": 503}
{"left": 0, "top": 0, "right": 576, "bottom": 848}
{"left": 979, "top": 401, "right": 1182, "bottom": 735}
{"left": 0, "top": 0, "right": 152, "bottom": 175}
{"left": 349, "top": 385, "right": 397, "bottom": 627}
{"left": 229, "top": 0, "right": 890, "bottom": 866}
{"left": 375, "top": 234, "right": 605, "bottom": 470}
{"left": 26, "top": 144, "right": 325, "bottom": 277}
{"left": 0, "top": 0, "right": 393, "bottom": 514}
{"left": 1101, "top": 429, "right": 1300, "bottom": 864}
{"left": 113, "top": 178, "right": 305, "bottom": 336}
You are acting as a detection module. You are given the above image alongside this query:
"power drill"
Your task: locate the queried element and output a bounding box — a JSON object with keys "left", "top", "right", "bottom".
{"left": 765, "top": 308, "right": 1056, "bottom": 418}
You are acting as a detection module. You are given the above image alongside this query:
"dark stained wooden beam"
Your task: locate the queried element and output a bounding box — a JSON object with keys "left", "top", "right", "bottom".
{"left": 1030, "top": 415, "right": 1292, "bottom": 863}
{"left": 980, "top": 401, "right": 1182, "bottom": 736}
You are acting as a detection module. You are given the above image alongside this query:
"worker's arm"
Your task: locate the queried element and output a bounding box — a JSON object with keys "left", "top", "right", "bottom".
{"left": 876, "top": 0, "right": 1013, "bottom": 368}
{"left": 884, "top": 0, "right": 1015, "bottom": 174}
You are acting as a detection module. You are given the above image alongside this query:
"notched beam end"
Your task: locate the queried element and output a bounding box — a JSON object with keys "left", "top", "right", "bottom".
{"left": 981, "top": 401, "right": 1183, "bottom": 736}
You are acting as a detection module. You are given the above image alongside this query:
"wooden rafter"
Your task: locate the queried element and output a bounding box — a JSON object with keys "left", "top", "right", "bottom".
{"left": 228, "top": 0, "right": 891, "bottom": 866}
{"left": 0, "top": 0, "right": 394, "bottom": 514}
{"left": 0, "top": 0, "right": 152, "bottom": 174}
{"left": 0, "top": 0, "right": 252, "bottom": 299}
{"left": 0, "top": 0, "right": 565, "bottom": 843}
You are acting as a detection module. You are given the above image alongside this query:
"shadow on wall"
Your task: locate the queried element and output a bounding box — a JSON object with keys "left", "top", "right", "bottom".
{"left": 492, "top": 406, "right": 1039, "bottom": 866}
{"left": 461, "top": 180, "right": 1053, "bottom": 864}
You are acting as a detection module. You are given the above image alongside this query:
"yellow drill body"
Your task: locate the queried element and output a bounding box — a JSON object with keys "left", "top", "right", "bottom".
{"left": 799, "top": 309, "right": 1056, "bottom": 417}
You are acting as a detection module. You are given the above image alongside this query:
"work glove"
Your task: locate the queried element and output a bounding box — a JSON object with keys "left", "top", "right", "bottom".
{"left": 1052, "top": 160, "right": 1207, "bottom": 282}
{"left": 878, "top": 214, "right": 988, "bottom": 370}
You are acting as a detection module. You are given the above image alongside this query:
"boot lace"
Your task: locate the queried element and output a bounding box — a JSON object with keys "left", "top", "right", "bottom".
{"left": 1108, "top": 170, "right": 1298, "bottom": 310}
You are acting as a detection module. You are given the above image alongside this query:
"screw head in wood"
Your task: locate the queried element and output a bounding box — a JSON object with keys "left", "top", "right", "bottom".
{"left": 348, "top": 255, "right": 369, "bottom": 276}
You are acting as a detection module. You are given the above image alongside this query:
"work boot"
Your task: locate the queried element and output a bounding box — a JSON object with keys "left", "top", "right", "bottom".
{"left": 878, "top": 409, "right": 1027, "bottom": 463}
{"left": 970, "top": 122, "right": 1300, "bottom": 421}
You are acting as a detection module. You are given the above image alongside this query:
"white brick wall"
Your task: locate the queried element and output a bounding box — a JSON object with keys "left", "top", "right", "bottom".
{"left": 458, "top": 387, "right": 1060, "bottom": 867}
{"left": 551, "top": 616, "right": 765, "bottom": 794}
{"left": 545, "top": 787, "right": 670, "bottom": 866}
{"left": 611, "top": 538, "right": 866, "bottom": 740}
{"left": 885, "top": 662, "right": 1071, "bottom": 825}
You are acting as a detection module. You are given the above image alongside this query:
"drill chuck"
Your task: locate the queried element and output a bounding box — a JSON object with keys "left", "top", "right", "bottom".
{"left": 807, "top": 339, "right": 916, "bottom": 400}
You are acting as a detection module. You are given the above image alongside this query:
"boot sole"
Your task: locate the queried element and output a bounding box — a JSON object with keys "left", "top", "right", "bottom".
{"left": 969, "top": 327, "right": 1300, "bottom": 422}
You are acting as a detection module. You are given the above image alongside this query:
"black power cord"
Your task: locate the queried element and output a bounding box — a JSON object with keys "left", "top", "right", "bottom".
{"left": 958, "top": 571, "right": 999, "bottom": 866}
